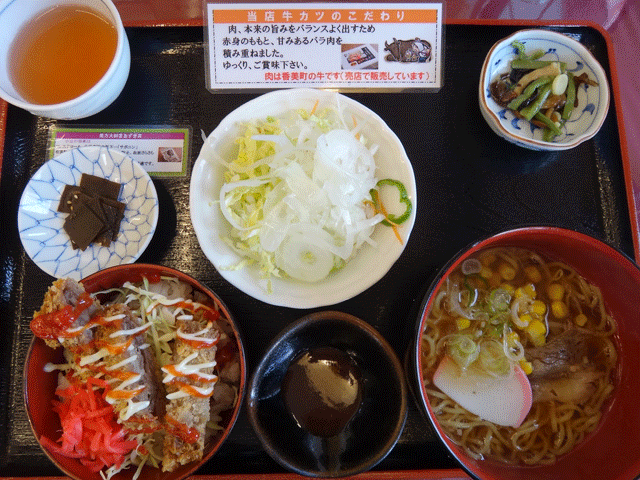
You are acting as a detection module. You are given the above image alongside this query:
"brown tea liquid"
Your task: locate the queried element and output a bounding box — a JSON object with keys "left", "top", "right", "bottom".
{"left": 10, "top": 5, "right": 117, "bottom": 105}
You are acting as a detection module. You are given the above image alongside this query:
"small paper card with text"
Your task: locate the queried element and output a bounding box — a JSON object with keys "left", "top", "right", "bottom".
{"left": 205, "top": 2, "right": 443, "bottom": 91}
{"left": 47, "top": 126, "right": 192, "bottom": 177}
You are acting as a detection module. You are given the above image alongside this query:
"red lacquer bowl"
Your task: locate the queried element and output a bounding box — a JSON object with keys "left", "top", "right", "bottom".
{"left": 409, "top": 227, "right": 640, "bottom": 480}
{"left": 24, "top": 264, "right": 246, "bottom": 480}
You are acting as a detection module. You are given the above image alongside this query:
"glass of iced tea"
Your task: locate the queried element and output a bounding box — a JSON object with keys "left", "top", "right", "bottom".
{"left": 0, "top": 0, "right": 130, "bottom": 119}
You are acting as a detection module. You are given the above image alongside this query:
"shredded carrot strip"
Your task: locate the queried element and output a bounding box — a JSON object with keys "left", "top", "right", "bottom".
{"left": 377, "top": 198, "right": 403, "bottom": 244}
{"left": 311, "top": 99, "right": 319, "bottom": 115}
{"left": 367, "top": 193, "right": 403, "bottom": 244}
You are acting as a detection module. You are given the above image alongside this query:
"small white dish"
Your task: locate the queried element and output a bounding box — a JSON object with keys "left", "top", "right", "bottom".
{"left": 190, "top": 88, "right": 416, "bottom": 309}
{"left": 478, "top": 29, "right": 610, "bottom": 151}
{"left": 18, "top": 146, "right": 158, "bottom": 279}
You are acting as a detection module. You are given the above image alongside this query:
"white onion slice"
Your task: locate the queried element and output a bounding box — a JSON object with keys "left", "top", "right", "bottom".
{"left": 219, "top": 176, "right": 273, "bottom": 231}
{"left": 276, "top": 232, "right": 335, "bottom": 282}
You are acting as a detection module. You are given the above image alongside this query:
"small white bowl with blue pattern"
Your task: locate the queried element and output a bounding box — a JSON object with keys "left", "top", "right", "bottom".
{"left": 18, "top": 146, "right": 158, "bottom": 279}
{"left": 478, "top": 29, "right": 610, "bottom": 151}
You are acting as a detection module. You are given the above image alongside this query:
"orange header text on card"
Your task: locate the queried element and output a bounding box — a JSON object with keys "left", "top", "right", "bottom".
{"left": 212, "top": 8, "right": 438, "bottom": 24}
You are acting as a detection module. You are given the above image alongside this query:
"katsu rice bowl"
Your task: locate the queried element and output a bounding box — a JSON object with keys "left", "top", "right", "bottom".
{"left": 24, "top": 264, "right": 246, "bottom": 480}
{"left": 409, "top": 227, "right": 640, "bottom": 480}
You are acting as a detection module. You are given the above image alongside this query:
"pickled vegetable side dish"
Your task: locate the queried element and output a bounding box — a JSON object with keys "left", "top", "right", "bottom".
{"left": 489, "top": 41, "right": 599, "bottom": 141}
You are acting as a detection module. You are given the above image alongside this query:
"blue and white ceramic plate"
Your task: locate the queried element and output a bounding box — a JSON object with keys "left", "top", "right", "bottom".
{"left": 18, "top": 147, "right": 158, "bottom": 279}
{"left": 478, "top": 29, "right": 610, "bottom": 151}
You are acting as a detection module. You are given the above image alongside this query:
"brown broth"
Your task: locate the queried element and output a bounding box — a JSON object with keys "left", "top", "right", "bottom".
{"left": 9, "top": 5, "right": 117, "bottom": 105}
{"left": 282, "top": 347, "right": 362, "bottom": 438}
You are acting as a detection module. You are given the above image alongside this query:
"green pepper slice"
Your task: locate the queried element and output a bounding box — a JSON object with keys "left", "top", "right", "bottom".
{"left": 370, "top": 179, "right": 412, "bottom": 227}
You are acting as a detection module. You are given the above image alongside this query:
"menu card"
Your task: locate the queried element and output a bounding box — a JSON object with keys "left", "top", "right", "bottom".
{"left": 205, "top": 2, "right": 443, "bottom": 91}
{"left": 47, "top": 126, "right": 192, "bottom": 177}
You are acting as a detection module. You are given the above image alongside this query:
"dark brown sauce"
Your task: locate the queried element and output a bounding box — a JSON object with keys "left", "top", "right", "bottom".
{"left": 282, "top": 347, "right": 363, "bottom": 438}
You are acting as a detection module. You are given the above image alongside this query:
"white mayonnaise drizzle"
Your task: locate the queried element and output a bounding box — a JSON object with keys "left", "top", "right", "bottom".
{"left": 121, "top": 399, "right": 151, "bottom": 420}
{"left": 79, "top": 348, "right": 110, "bottom": 366}
{"left": 166, "top": 384, "right": 215, "bottom": 400}
{"left": 106, "top": 355, "right": 138, "bottom": 370}
{"left": 176, "top": 321, "right": 218, "bottom": 346}
{"left": 161, "top": 352, "right": 218, "bottom": 384}
{"left": 109, "top": 321, "right": 152, "bottom": 338}
{"left": 44, "top": 362, "right": 71, "bottom": 373}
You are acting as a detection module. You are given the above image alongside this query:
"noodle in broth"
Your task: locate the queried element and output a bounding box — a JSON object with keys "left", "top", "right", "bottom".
{"left": 421, "top": 247, "right": 617, "bottom": 465}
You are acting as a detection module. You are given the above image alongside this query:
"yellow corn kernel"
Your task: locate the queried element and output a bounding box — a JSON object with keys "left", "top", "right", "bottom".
{"left": 517, "top": 314, "right": 532, "bottom": 328}
{"left": 527, "top": 319, "right": 547, "bottom": 336}
{"left": 515, "top": 283, "right": 537, "bottom": 299}
{"left": 519, "top": 359, "right": 533, "bottom": 375}
{"left": 498, "top": 262, "right": 516, "bottom": 281}
{"left": 527, "top": 320, "right": 547, "bottom": 347}
{"left": 479, "top": 251, "right": 496, "bottom": 267}
{"left": 500, "top": 283, "right": 515, "bottom": 294}
{"left": 548, "top": 283, "right": 565, "bottom": 301}
{"left": 480, "top": 266, "right": 493, "bottom": 279}
{"left": 525, "top": 283, "right": 536, "bottom": 298}
{"left": 574, "top": 313, "right": 588, "bottom": 327}
{"left": 551, "top": 300, "right": 569, "bottom": 319}
{"left": 456, "top": 317, "right": 471, "bottom": 330}
{"left": 524, "top": 265, "right": 542, "bottom": 283}
{"left": 506, "top": 331, "right": 520, "bottom": 346}
{"left": 531, "top": 300, "right": 547, "bottom": 316}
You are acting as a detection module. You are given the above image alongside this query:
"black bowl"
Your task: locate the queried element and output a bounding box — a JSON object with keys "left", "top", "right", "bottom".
{"left": 247, "top": 311, "right": 407, "bottom": 477}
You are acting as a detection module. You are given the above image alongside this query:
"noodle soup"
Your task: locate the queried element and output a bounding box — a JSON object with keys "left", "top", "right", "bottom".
{"left": 420, "top": 246, "right": 618, "bottom": 465}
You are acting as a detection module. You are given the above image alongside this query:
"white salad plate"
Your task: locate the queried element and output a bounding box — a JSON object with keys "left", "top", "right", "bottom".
{"left": 479, "top": 29, "right": 610, "bottom": 151}
{"left": 18, "top": 146, "right": 158, "bottom": 279}
{"left": 190, "top": 88, "right": 417, "bottom": 308}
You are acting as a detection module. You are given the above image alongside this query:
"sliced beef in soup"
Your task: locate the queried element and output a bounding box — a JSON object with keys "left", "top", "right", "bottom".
{"left": 528, "top": 330, "right": 615, "bottom": 404}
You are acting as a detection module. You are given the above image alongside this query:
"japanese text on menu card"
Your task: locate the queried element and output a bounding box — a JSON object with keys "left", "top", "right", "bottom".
{"left": 47, "top": 126, "right": 191, "bottom": 177}
{"left": 205, "top": 3, "right": 443, "bottom": 91}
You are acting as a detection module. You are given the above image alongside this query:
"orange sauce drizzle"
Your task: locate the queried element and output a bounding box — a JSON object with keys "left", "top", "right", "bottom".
{"left": 172, "top": 301, "right": 221, "bottom": 324}
{"left": 30, "top": 292, "right": 95, "bottom": 339}
{"left": 125, "top": 415, "right": 162, "bottom": 434}
{"left": 105, "top": 386, "right": 145, "bottom": 400}
{"left": 163, "top": 364, "right": 218, "bottom": 384}
{"left": 165, "top": 414, "right": 200, "bottom": 443}
{"left": 169, "top": 380, "right": 215, "bottom": 398}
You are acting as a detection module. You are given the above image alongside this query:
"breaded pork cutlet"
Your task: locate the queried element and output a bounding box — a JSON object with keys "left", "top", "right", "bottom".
{"left": 161, "top": 313, "right": 220, "bottom": 472}
{"left": 86, "top": 303, "right": 164, "bottom": 432}
{"left": 31, "top": 278, "right": 100, "bottom": 349}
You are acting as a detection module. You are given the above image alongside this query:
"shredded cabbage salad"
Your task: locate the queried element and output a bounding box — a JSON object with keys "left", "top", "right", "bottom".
{"left": 216, "top": 98, "right": 391, "bottom": 286}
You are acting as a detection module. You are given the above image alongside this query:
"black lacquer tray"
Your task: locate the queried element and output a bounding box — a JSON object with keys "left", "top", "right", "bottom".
{"left": 0, "top": 22, "right": 634, "bottom": 478}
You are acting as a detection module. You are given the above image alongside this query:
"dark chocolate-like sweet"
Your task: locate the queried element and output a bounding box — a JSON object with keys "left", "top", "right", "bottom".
{"left": 79, "top": 173, "right": 122, "bottom": 200}
{"left": 95, "top": 197, "right": 126, "bottom": 245}
{"left": 63, "top": 203, "right": 106, "bottom": 251}
{"left": 57, "top": 185, "right": 83, "bottom": 214}
{"left": 69, "top": 192, "right": 106, "bottom": 222}
{"left": 57, "top": 174, "right": 125, "bottom": 249}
